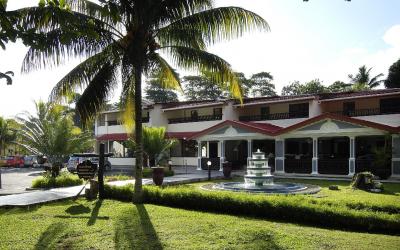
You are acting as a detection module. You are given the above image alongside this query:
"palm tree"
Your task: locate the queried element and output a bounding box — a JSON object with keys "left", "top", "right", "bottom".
{"left": 0, "top": 117, "right": 16, "bottom": 155}
{"left": 17, "top": 101, "right": 93, "bottom": 170}
{"left": 15, "top": 0, "right": 268, "bottom": 202}
{"left": 348, "top": 65, "right": 384, "bottom": 89}
{"left": 0, "top": 71, "right": 13, "bottom": 85}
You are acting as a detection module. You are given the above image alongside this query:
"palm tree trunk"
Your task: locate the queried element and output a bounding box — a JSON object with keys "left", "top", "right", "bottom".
{"left": 133, "top": 65, "right": 144, "bottom": 203}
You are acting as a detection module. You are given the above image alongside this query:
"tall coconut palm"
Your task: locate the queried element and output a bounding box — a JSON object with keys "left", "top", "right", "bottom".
{"left": 14, "top": 0, "right": 268, "bottom": 202}
{"left": 348, "top": 65, "right": 384, "bottom": 89}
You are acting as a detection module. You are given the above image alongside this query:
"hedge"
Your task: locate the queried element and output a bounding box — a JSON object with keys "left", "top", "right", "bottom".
{"left": 142, "top": 168, "right": 174, "bottom": 178}
{"left": 32, "top": 172, "right": 83, "bottom": 188}
{"left": 104, "top": 184, "right": 400, "bottom": 235}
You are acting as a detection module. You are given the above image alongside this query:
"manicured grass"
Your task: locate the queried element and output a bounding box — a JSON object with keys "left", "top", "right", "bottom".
{"left": 0, "top": 199, "right": 399, "bottom": 249}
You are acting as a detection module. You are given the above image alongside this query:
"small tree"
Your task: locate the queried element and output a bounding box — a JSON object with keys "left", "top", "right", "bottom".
{"left": 128, "top": 127, "right": 177, "bottom": 167}
{"left": 0, "top": 117, "right": 16, "bottom": 155}
{"left": 327, "top": 81, "right": 352, "bottom": 92}
{"left": 18, "top": 101, "right": 93, "bottom": 176}
{"left": 385, "top": 58, "right": 400, "bottom": 89}
{"left": 348, "top": 65, "right": 384, "bottom": 89}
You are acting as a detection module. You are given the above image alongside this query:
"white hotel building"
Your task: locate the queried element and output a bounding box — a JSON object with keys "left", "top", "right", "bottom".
{"left": 94, "top": 88, "right": 400, "bottom": 179}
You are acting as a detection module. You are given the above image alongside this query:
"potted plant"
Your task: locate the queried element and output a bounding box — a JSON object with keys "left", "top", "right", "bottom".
{"left": 152, "top": 166, "right": 165, "bottom": 186}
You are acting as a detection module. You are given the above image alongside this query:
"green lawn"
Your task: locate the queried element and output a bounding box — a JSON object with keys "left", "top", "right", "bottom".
{"left": 1, "top": 199, "right": 399, "bottom": 250}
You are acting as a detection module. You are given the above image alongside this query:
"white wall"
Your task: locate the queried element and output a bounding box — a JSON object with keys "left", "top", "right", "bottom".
{"left": 222, "top": 102, "right": 238, "bottom": 120}
{"left": 109, "top": 157, "right": 135, "bottom": 166}
{"left": 309, "top": 100, "right": 322, "bottom": 117}
{"left": 170, "top": 157, "right": 198, "bottom": 166}
{"left": 167, "top": 120, "right": 221, "bottom": 132}
{"left": 150, "top": 104, "right": 168, "bottom": 127}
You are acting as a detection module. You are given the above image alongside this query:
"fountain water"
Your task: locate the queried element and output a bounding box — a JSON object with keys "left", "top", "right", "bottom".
{"left": 211, "top": 150, "right": 320, "bottom": 194}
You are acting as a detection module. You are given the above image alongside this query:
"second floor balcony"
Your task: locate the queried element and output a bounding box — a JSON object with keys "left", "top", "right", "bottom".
{"left": 168, "top": 114, "right": 222, "bottom": 124}
{"left": 329, "top": 106, "right": 400, "bottom": 117}
{"left": 239, "top": 111, "right": 308, "bottom": 122}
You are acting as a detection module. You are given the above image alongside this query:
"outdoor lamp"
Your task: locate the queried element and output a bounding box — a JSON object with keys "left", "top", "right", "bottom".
{"left": 168, "top": 160, "right": 172, "bottom": 171}
{"left": 207, "top": 160, "right": 212, "bottom": 181}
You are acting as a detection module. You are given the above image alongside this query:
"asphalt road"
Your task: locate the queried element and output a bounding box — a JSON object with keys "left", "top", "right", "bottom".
{"left": 0, "top": 167, "right": 44, "bottom": 195}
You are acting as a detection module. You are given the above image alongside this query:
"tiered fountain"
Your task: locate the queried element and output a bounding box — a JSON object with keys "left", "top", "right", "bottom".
{"left": 212, "top": 150, "right": 320, "bottom": 194}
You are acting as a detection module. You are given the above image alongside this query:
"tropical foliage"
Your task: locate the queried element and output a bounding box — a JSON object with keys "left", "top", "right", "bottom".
{"left": 12, "top": 0, "right": 268, "bottom": 201}
{"left": 348, "top": 65, "right": 384, "bottom": 89}
{"left": 128, "top": 126, "right": 177, "bottom": 167}
{"left": 0, "top": 71, "right": 13, "bottom": 85}
{"left": 17, "top": 101, "right": 93, "bottom": 167}
{"left": 281, "top": 79, "right": 326, "bottom": 95}
{"left": 145, "top": 74, "right": 179, "bottom": 103}
{"left": 385, "top": 58, "right": 400, "bottom": 89}
{"left": 248, "top": 71, "right": 276, "bottom": 97}
{"left": 183, "top": 75, "right": 224, "bottom": 100}
{"left": 0, "top": 116, "right": 16, "bottom": 155}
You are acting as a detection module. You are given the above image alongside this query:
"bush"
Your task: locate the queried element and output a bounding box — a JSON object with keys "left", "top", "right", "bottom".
{"left": 32, "top": 171, "right": 83, "bottom": 188}
{"left": 105, "top": 174, "right": 131, "bottom": 182}
{"left": 104, "top": 184, "right": 400, "bottom": 234}
{"left": 142, "top": 167, "right": 174, "bottom": 178}
{"left": 351, "top": 172, "right": 384, "bottom": 191}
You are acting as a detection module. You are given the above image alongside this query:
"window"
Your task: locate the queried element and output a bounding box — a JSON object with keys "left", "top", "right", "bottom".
{"left": 191, "top": 110, "right": 199, "bottom": 121}
{"left": 380, "top": 98, "right": 400, "bottom": 114}
{"left": 213, "top": 108, "right": 222, "bottom": 117}
{"left": 289, "top": 103, "right": 309, "bottom": 118}
{"left": 98, "top": 114, "right": 106, "bottom": 126}
{"left": 108, "top": 141, "right": 131, "bottom": 158}
{"left": 343, "top": 102, "right": 355, "bottom": 116}
{"left": 260, "top": 106, "right": 270, "bottom": 119}
{"left": 170, "top": 140, "right": 198, "bottom": 157}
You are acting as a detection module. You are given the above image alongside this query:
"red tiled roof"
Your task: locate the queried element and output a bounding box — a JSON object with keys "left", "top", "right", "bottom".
{"left": 318, "top": 88, "right": 400, "bottom": 101}
{"left": 96, "top": 133, "right": 129, "bottom": 141}
{"left": 276, "top": 113, "right": 400, "bottom": 135}
{"left": 188, "top": 120, "right": 282, "bottom": 139}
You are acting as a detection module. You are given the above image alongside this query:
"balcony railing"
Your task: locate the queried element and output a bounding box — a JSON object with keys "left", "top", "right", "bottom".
{"left": 239, "top": 112, "right": 308, "bottom": 122}
{"left": 168, "top": 114, "right": 222, "bottom": 124}
{"left": 330, "top": 106, "right": 400, "bottom": 117}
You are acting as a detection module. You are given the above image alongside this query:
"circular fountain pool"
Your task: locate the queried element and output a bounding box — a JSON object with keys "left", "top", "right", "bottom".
{"left": 205, "top": 149, "right": 320, "bottom": 195}
{"left": 210, "top": 182, "right": 320, "bottom": 194}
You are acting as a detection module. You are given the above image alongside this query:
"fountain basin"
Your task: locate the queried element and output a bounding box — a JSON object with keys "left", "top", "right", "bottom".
{"left": 211, "top": 182, "right": 321, "bottom": 194}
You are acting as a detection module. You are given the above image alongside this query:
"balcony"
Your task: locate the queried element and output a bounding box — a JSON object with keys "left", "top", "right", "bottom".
{"left": 239, "top": 112, "right": 308, "bottom": 122}
{"left": 329, "top": 106, "right": 400, "bottom": 117}
{"left": 168, "top": 114, "right": 222, "bottom": 124}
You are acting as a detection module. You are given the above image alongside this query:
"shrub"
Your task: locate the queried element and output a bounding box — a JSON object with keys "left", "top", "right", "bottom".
{"left": 32, "top": 171, "right": 83, "bottom": 188}
{"left": 105, "top": 174, "right": 131, "bottom": 182}
{"left": 351, "top": 172, "right": 384, "bottom": 191}
{"left": 104, "top": 184, "right": 400, "bottom": 234}
{"left": 142, "top": 167, "right": 174, "bottom": 178}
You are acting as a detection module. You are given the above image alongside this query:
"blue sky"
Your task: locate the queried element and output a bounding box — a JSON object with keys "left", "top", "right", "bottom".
{"left": 1, "top": 0, "right": 400, "bottom": 117}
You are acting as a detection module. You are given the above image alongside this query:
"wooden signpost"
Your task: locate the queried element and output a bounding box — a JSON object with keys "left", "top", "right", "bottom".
{"left": 74, "top": 144, "right": 113, "bottom": 199}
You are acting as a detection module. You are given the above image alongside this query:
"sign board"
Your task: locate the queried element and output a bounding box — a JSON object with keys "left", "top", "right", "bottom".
{"left": 77, "top": 160, "right": 97, "bottom": 179}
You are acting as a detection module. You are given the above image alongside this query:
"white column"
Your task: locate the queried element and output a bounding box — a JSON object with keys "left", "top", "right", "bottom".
{"left": 247, "top": 139, "right": 252, "bottom": 166}
{"left": 219, "top": 140, "right": 225, "bottom": 171}
{"left": 348, "top": 136, "right": 355, "bottom": 176}
{"left": 206, "top": 141, "right": 210, "bottom": 158}
{"left": 197, "top": 140, "right": 202, "bottom": 170}
{"left": 312, "top": 137, "right": 318, "bottom": 175}
{"left": 275, "top": 139, "right": 285, "bottom": 173}
{"left": 392, "top": 135, "right": 400, "bottom": 177}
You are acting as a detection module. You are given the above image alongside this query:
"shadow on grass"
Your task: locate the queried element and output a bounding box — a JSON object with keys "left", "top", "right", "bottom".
{"left": 65, "top": 204, "right": 91, "bottom": 215}
{"left": 87, "top": 199, "right": 103, "bottom": 226}
{"left": 34, "top": 222, "right": 70, "bottom": 250}
{"left": 114, "top": 205, "right": 163, "bottom": 249}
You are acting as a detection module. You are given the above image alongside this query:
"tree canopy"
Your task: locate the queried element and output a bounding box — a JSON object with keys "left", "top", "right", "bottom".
{"left": 248, "top": 72, "right": 276, "bottom": 97}
{"left": 348, "top": 65, "right": 384, "bottom": 89}
{"left": 15, "top": 0, "right": 268, "bottom": 201}
{"left": 145, "top": 74, "right": 179, "bottom": 103}
{"left": 385, "top": 58, "right": 400, "bottom": 89}
{"left": 183, "top": 75, "right": 224, "bottom": 101}
{"left": 281, "top": 79, "right": 326, "bottom": 95}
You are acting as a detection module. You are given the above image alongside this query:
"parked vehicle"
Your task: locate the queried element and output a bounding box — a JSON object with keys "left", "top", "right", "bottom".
{"left": 5, "top": 156, "right": 24, "bottom": 167}
{"left": 0, "top": 157, "right": 6, "bottom": 167}
{"left": 24, "top": 155, "right": 40, "bottom": 168}
{"left": 67, "top": 154, "right": 112, "bottom": 173}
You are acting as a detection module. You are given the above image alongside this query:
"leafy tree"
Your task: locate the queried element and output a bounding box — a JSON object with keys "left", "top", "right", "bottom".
{"left": 0, "top": 116, "right": 16, "bottom": 155}
{"left": 233, "top": 72, "right": 252, "bottom": 97}
{"left": 145, "top": 75, "right": 179, "bottom": 103}
{"left": 385, "top": 58, "right": 400, "bottom": 89}
{"left": 183, "top": 75, "right": 224, "bottom": 101}
{"left": 281, "top": 79, "right": 326, "bottom": 95}
{"left": 348, "top": 65, "right": 384, "bottom": 89}
{"left": 17, "top": 1, "right": 268, "bottom": 202}
{"left": 17, "top": 101, "right": 93, "bottom": 172}
{"left": 327, "top": 81, "right": 352, "bottom": 93}
{"left": 248, "top": 72, "right": 276, "bottom": 97}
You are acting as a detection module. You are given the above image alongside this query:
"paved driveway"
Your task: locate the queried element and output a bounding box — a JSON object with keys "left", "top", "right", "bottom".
{"left": 0, "top": 167, "right": 44, "bottom": 195}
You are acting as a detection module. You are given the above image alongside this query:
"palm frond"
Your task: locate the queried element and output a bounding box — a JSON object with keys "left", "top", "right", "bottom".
{"left": 76, "top": 62, "right": 119, "bottom": 124}
{"left": 159, "top": 7, "right": 269, "bottom": 46}
{"left": 149, "top": 53, "right": 182, "bottom": 91}
{"left": 0, "top": 71, "right": 13, "bottom": 85}
{"left": 161, "top": 45, "right": 243, "bottom": 101}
